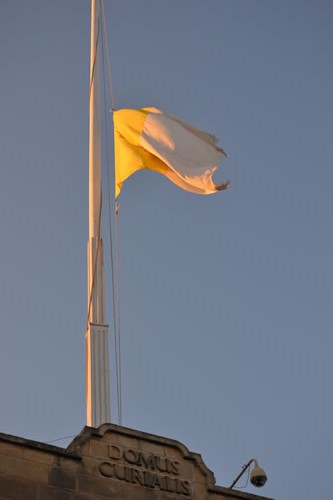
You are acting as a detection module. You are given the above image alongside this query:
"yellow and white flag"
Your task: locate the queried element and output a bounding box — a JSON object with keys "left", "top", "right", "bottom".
{"left": 113, "top": 107, "right": 229, "bottom": 198}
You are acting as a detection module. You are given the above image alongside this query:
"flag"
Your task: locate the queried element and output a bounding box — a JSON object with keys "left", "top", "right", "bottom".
{"left": 113, "top": 107, "right": 229, "bottom": 198}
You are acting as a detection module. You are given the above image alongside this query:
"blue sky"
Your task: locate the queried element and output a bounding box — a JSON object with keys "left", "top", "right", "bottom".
{"left": 0, "top": 1, "right": 332, "bottom": 499}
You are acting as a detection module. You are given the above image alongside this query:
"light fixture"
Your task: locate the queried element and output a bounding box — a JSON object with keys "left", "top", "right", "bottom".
{"left": 229, "top": 458, "right": 267, "bottom": 489}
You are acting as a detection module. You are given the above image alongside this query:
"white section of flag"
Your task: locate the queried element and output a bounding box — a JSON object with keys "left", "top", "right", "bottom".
{"left": 140, "top": 108, "right": 227, "bottom": 194}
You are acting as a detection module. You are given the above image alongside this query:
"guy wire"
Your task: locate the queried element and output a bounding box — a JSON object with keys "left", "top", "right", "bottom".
{"left": 100, "top": 1, "right": 122, "bottom": 425}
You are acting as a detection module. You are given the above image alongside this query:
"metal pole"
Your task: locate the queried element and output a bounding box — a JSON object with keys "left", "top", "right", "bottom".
{"left": 86, "top": 0, "right": 110, "bottom": 427}
{"left": 229, "top": 459, "right": 254, "bottom": 489}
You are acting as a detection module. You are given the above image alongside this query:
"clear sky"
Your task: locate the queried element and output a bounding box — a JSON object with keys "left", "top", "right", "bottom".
{"left": 0, "top": 1, "right": 332, "bottom": 499}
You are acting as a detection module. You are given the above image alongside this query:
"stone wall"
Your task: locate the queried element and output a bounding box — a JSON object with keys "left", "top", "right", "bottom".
{"left": 0, "top": 424, "right": 272, "bottom": 500}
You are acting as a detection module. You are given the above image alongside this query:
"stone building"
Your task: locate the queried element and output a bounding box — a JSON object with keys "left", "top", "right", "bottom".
{"left": 0, "top": 423, "right": 272, "bottom": 500}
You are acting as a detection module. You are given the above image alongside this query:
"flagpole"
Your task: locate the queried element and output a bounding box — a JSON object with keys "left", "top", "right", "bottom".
{"left": 86, "top": 0, "right": 110, "bottom": 427}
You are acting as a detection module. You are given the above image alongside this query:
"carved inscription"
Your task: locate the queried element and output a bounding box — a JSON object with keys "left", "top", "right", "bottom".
{"left": 99, "top": 444, "right": 192, "bottom": 496}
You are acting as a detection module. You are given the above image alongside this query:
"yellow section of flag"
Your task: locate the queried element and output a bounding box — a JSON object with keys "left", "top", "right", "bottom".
{"left": 113, "top": 107, "right": 229, "bottom": 198}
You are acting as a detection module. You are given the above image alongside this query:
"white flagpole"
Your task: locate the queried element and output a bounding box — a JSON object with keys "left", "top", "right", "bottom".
{"left": 86, "top": 0, "right": 111, "bottom": 427}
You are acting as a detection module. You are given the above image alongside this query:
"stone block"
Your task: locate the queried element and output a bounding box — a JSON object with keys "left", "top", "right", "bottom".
{"left": 79, "top": 442, "right": 90, "bottom": 457}
{"left": 80, "top": 456, "right": 99, "bottom": 477}
{"left": 0, "top": 443, "right": 24, "bottom": 458}
{"left": 100, "top": 431, "right": 118, "bottom": 444}
{"left": 165, "top": 447, "right": 182, "bottom": 460}
{"left": 55, "top": 456, "right": 81, "bottom": 472}
{"left": 117, "top": 435, "right": 138, "bottom": 449}
{"left": 193, "top": 465, "right": 209, "bottom": 484}
{"left": 38, "top": 484, "right": 73, "bottom": 500}
{"left": 78, "top": 473, "right": 117, "bottom": 498}
{"left": 0, "top": 474, "right": 36, "bottom": 500}
{"left": 49, "top": 466, "right": 76, "bottom": 490}
{"left": 38, "top": 483, "right": 92, "bottom": 500}
{"left": 89, "top": 440, "right": 108, "bottom": 459}
{"left": 24, "top": 448, "right": 55, "bottom": 465}
{"left": 4, "top": 455, "right": 48, "bottom": 483}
